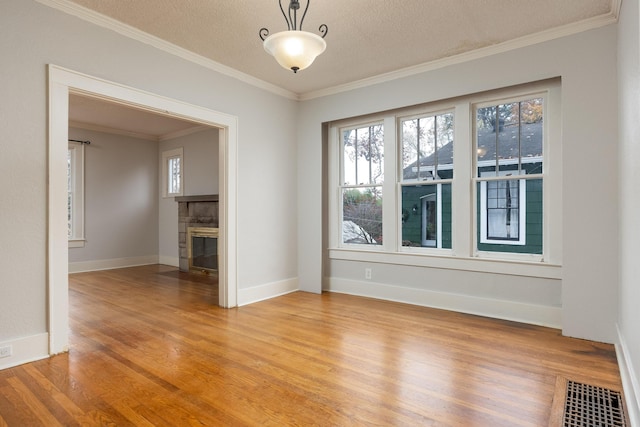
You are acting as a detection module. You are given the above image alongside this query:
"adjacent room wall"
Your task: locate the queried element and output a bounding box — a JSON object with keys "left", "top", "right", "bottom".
{"left": 68, "top": 127, "right": 159, "bottom": 272}
{"left": 0, "top": 0, "right": 298, "bottom": 367}
{"left": 298, "top": 24, "right": 619, "bottom": 343}
{"left": 158, "top": 128, "right": 219, "bottom": 266}
{"left": 617, "top": 0, "right": 640, "bottom": 422}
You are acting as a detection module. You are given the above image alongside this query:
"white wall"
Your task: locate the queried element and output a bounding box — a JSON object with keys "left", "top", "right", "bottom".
{"left": 0, "top": 0, "right": 298, "bottom": 365}
{"left": 68, "top": 127, "right": 159, "bottom": 270}
{"left": 158, "top": 128, "right": 219, "bottom": 266}
{"left": 298, "top": 25, "right": 619, "bottom": 343}
{"left": 617, "top": 0, "right": 640, "bottom": 422}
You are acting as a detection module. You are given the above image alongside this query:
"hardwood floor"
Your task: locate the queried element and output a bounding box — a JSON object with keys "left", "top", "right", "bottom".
{"left": 0, "top": 265, "right": 623, "bottom": 426}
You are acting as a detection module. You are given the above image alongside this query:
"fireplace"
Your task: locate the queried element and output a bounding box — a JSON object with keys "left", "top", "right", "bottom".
{"left": 187, "top": 227, "right": 218, "bottom": 274}
{"left": 175, "top": 194, "right": 219, "bottom": 273}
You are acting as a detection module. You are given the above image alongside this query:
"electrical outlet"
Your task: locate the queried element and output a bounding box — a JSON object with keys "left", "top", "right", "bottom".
{"left": 365, "top": 268, "right": 372, "bottom": 280}
{"left": 0, "top": 345, "right": 12, "bottom": 358}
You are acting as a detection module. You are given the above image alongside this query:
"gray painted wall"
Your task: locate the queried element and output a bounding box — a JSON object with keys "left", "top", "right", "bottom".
{"left": 68, "top": 127, "right": 159, "bottom": 264}
{"left": 158, "top": 128, "right": 219, "bottom": 264}
{"left": 0, "top": 0, "right": 297, "bottom": 343}
{"left": 297, "top": 25, "right": 619, "bottom": 344}
{"left": 617, "top": 0, "right": 640, "bottom": 422}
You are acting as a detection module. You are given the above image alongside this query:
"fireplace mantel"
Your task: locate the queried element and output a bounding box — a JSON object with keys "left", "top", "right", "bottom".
{"left": 175, "top": 194, "right": 218, "bottom": 203}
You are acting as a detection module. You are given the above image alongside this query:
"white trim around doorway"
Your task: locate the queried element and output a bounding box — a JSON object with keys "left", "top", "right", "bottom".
{"left": 47, "top": 65, "right": 238, "bottom": 355}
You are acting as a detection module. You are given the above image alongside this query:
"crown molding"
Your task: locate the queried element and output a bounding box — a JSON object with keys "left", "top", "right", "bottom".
{"left": 299, "top": 4, "right": 621, "bottom": 101}
{"left": 37, "top": 0, "right": 621, "bottom": 103}
{"left": 610, "top": 0, "right": 622, "bottom": 20}
{"left": 69, "top": 120, "right": 158, "bottom": 141}
{"left": 69, "top": 120, "right": 208, "bottom": 142}
{"left": 35, "top": 0, "right": 298, "bottom": 100}
{"left": 159, "top": 125, "right": 210, "bottom": 142}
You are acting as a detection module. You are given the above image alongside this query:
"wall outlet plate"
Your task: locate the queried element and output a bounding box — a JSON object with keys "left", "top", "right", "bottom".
{"left": 0, "top": 345, "right": 12, "bottom": 358}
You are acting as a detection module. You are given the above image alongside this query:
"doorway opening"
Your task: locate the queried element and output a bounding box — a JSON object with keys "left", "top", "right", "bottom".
{"left": 48, "top": 65, "right": 238, "bottom": 355}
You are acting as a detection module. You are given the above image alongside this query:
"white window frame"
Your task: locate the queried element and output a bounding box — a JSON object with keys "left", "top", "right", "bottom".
{"left": 479, "top": 175, "right": 526, "bottom": 245}
{"left": 420, "top": 186, "right": 443, "bottom": 248}
{"left": 472, "top": 91, "right": 553, "bottom": 262}
{"left": 336, "top": 120, "right": 386, "bottom": 249}
{"left": 398, "top": 107, "right": 454, "bottom": 254}
{"left": 68, "top": 141, "right": 85, "bottom": 248}
{"left": 328, "top": 79, "right": 561, "bottom": 273}
{"left": 162, "top": 147, "right": 183, "bottom": 197}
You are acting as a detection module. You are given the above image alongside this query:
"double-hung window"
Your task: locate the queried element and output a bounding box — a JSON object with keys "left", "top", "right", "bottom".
{"left": 400, "top": 111, "right": 454, "bottom": 250}
{"left": 339, "top": 123, "right": 384, "bottom": 245}
{"left": 329, "top": 80, "right": 558, "bottom": 265}
{"left": 474, "top": 97, "right": 544, "bottom": 254}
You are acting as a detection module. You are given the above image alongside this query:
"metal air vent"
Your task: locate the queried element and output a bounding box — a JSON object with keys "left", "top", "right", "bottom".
{"left": 562, "top": 380, "right": 627, "bottom": 427}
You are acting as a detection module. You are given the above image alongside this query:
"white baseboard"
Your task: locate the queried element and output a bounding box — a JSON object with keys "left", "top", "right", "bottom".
{"left": 238, "top": 278, "right": 298, "bottom": 306}
{"left": 616, "top": 324, "right": 640, "bottom": 426}
{"left": 69, "top": 255, "right": 160, "bottom": 273}
{"left": 0, "top": 333, "right": 50, "bottom": 370}
{"left": 324, "top": 277, "right": 562, "bottom": 329}
{"left": 158, "top": 255, "right": 179, "bottom": 267}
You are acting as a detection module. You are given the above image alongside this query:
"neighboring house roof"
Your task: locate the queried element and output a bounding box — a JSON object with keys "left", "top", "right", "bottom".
{"left": 403, "top": 121, "right": 543, "bottom": 179}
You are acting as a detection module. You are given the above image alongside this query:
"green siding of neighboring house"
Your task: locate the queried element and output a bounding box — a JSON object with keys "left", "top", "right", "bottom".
{"left": 401, "top": 183, "right": 452, "bottom": 249}
{"left": 441, "top": 184, "right": 452, "bottom": 249}
{"left": 476, "top": 178, "right": 543, "bottom": 254}
{"left": 400, "top": 167, "right": 542, "bottom": 254}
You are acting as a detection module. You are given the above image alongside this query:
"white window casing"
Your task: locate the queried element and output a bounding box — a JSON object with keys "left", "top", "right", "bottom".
{"left": 328, "top": 79, "right": 561, "bottom": 274}
{"left": 162, "top": 147, "right": 184, "bottom": 197}
{"left": 479, "top": 176, "right": 527, "bottom": 245}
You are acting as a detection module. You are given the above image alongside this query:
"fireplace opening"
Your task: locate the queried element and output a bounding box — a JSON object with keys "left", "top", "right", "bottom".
{"left": 187, "top": 227, "right": 218, "bottom": 274}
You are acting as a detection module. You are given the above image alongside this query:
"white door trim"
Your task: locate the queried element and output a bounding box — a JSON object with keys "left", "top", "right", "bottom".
{"left": 47, "top": 65, "right": 238, "bottom": 355}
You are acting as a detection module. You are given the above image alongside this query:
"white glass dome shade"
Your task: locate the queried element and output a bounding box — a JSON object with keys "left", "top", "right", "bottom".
{"left": 263, "top": 30, "right": 326, "bottom": 73}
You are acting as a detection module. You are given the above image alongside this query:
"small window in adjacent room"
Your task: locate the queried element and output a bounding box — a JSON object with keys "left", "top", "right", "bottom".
{"left": 162, "top": 147, "right": 183, "bottom": 197}
{"left": 68, "top": 141, "right": 85, "bottom": 247}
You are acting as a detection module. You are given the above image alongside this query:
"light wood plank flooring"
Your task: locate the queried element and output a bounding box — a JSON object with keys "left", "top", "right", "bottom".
{"left": 0, "top": 265, "right": 623, "bottom": 426}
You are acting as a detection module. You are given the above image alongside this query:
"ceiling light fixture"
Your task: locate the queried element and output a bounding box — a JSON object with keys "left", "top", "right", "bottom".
{"left": 259, "top": 0, "right": 328, "bottom": 73}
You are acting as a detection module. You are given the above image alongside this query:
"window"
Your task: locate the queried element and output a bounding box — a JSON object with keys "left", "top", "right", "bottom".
{"left": 329, "top": 80, "right": 559, "bottom": 266}
{"left": 340, "top": 124, "right": 384, "bottom": 245}
{"left": 68, "top": 141, "right": 85, "bottom": 247}
{"left": 475, "top": 98, "right": 543, "bottom": 254}
{"left": 162, "top": 148, "right": 183, "bottom": 197}
{"left": 400, "top": 112, "right": 453, "bottom": 249}
{"left": 482, "top": 179, "right": 524, "bottom": 242}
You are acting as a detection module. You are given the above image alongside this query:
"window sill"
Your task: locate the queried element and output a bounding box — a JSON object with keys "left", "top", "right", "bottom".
{"left": 69, "top": 239, "right": 85, "bottom": 248}
{"left": 328, "top": 248, "right": 561, "bottom": 279}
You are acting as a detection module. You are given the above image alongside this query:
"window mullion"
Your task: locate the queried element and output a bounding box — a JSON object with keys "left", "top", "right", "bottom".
{"left": 453, "top": 103, "right": 472, "bottom": 257}
{"left": 382, "top": 116, "right": 396, "bottom": 252}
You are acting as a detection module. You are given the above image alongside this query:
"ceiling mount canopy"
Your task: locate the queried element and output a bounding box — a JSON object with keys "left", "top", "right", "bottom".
{"left": 259, "top": 0, "right": 328, "bottom": 73}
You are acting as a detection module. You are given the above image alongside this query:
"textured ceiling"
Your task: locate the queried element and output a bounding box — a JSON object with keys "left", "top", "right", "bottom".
{"left": 59, "top": 0, "right": 616, "bottom": 135}
{"left": 63, "top": 0, "right": 615, "bottom": 97}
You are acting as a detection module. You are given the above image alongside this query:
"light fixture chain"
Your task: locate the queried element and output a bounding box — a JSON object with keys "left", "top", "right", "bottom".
{"left": 279, "top": 0, "right": 291, "bottom": 31}
{"left": 299, "top": 0, "right": 310, "bottom": 30}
